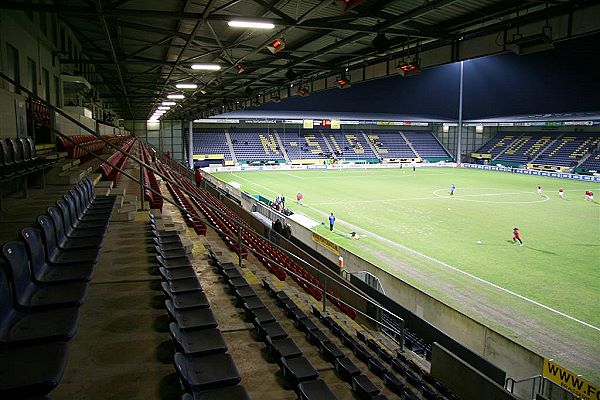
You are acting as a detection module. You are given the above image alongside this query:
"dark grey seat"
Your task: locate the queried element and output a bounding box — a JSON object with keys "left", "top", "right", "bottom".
{"left": 422, "top": 383, "right": 438, "bottom": 400}
{"left": 234, "top": 287, "right": 256, "bottom": 305}
{"left": 155, "top": 246, "right": 188, "bottom": 259}
{"left": 169, "top": 323, "right": 227, "bottom": 356}
{"left": 56, "top": 199, "right": 106, "bottom": 239}
{"left": 1, "top": 241, "right": 88, "bottom": 311}
{"left": 222, "top": 268, "right": 242, "bottom": 280}
{"left": 0, "top": 342, "right": 69, "bottom": 397}
{"left": 227, "top": 277, "right": 249, "bottom": 291}
{"left": 153, "top": 237, "right": 185, "bottom": 251}
{"left": 254, "top": 319, "right": 288, "bottom": 340}
{"left": 334, "top": 356, "right": 361, "bottom": 382}
{"left": 156, "top": 255, "right": 193, "bottom": 270}
{"left": 296, "top": 317, "right": 318, "bottom": 333}
{"left": 162, "top": 285, "right": 210, "bottom": 310}
{"left": 159, "top": 266, "right": 197, "bottom": 281}
{"left": 249, "top": 307, "right": 275, "bottom": 325}
{"left": 67, "top": 191, "right": 111, "bottom": 222}
{"left": 297, "top": 379, "right": 338, "bottom": 400}
{"left": 280, "top": 356, "right": 319, "bottom": 387}
{"left": 351, "top": 374, "right": 380, "bottom": 399}
{"left": 242, "top": 297, "right": 265, "bottom": 315}
{"left": 353, "top": 344, "right": 373, "bottom": 363}
{"left": 368, "top": 358, "right": 388, "bottom": 379}
{"left": 163, "top": 278, "right": 202, "bottom": 294}
{"left": 391, "top": 358, "right": 406, "bottom": 375}
{"left": 405, "top": 369, "right": 422, "bottom": 388}
{"left": 64, "top": 193, "right": 108, "bottom": 227}
{"left": 165, "top": 300, "right": 217, "bottom": 331}
{"left": 266, "top": 336, "right": 302, "bottom": 360}
{"left": 0, "top": 267, "right": 79, "bottom": 346}
{"left": 38, "top": 216, "right": 100, "bottom": 265}
{"left": 319, "top": 341, "right": 344, "bottom": 362}
{"left": 181, "top": 385, "right": 251, "bottom": 400}
{"left": 403, "top": 387, "right": 420, "bottom": 400}
{"left": 384, "top": 371, "right": 404, "bottom": 395}
{"left": 289, "top": 308, "right": 308, "bottom": 322}
{"left": 306, "top": 328, "right": 330, "bottom": 346}
{"left": 21, "top": 228, "right": 94, "bottom": 283}
{"left": 174, "top": 352, "right": 241, "bottom": 391}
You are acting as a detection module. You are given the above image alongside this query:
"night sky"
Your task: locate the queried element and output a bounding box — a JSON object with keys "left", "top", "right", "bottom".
{"left": 255, "top": 33, "right": 600, "bottom": 120}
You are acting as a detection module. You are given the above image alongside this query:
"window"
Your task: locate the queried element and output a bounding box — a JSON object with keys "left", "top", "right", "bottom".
{"left": 42, "top": 68, "right": 50, "bottom": 101}
{"left": 54, "top": 75, "right": 61, "bottom": 106}
{"left": 27, "top": 57, "right": 37, "bottom": 95}
{"left": 6, "top": 44, "right": 21, "bottom": 93}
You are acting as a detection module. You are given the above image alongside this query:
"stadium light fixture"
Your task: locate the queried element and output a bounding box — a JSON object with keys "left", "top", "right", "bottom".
{"left": 336, "top": 75, "right": 351, "bottom": 89}
{"left": 397, "top": 59, "right": 420, "bottom": 77}
{"left": 267, "top": 38, "right": 286, "bottom": 54}
{"left": 228, "top": 20, "right": 275, "bottom": 29}
{"left": 158, "top": 106, "right": 170, "bottom": 110}
{"left": 175, "top": 83, "right": 198, "bottom": 89}
{"left": 161, "top": 101, "right": 176, "bottom": 106}
{"left": 190, "top": 64, "right": 221, "bottom": 71}
{"left": 167, "top": 94, "right": 185, "bottom": 99}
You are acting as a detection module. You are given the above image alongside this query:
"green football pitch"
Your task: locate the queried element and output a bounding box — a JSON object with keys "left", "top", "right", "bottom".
{"left": 212, "top": 167, "right": 600, "bottom": 375}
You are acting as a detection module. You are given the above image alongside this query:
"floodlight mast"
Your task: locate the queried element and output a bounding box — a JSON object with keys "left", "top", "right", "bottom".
{"left": 457, "top": 60, "right": 464, "bottom": 164}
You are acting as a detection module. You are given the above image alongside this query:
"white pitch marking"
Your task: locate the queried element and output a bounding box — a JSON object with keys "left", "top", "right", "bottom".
{"left": 228, "top": 173, "right": 600, "bottom": 332}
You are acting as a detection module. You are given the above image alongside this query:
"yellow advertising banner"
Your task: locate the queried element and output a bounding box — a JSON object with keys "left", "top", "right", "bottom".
{"left": 331, "top": 120, "right": 341, "bottom": 129}
{"left": 470, "top": 153, "right": 492, "bottom": 159}
{"left": 311, "top": 232, "right": 340, "bottom": 255}
{"left": 542, "top": 359, "right": 599, "bottom": 400}
{"left": 303, "top": 119, "right": 313, "bottom": 129}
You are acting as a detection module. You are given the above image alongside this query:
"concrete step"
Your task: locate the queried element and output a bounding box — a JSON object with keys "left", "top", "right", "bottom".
{"left": 42, "top": 151, "right": 68, "bottom": 160}
{"left": 111, "top": 203, "right": 136, "bottom": 222}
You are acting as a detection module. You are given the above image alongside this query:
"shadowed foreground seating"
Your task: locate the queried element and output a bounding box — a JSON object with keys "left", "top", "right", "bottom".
{"left": 174, "top": 352, "right": 241, "bottom": 391}
{"left": 297, "top": 379, "right": 338, "bottom": 400}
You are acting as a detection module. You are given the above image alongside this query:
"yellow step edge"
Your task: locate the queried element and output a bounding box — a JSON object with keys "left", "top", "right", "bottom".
{"left": 35, "top": 143, "right": 56, "bottom": 150}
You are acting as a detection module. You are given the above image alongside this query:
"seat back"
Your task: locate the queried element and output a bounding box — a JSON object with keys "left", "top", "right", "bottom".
{"left": 1, "top": 241, "right": 35, "bottom": 305}
{"left": 56, "top": 199, "right": 76, "bottom": 230}
{"left": 1, "top": 140, "right": 15, "bottom": 166}
{"left": 0, "top": 264, "right": 15, "bottom": 320}
{"left": 72, "top": 187, "right": 89, "bottom": 213}
{"left": 8, "top": 138, "right": 24, "bottom": 164}
{"left": 76, "top": 184, "right": 91, "bottom": 207}
{"left": 21, "top": 227, "right": 48, "bottom": 278}
{"left": 37, "top": 215, "right": 60, "bottom": 258}
{"left": 66, "top": 191, "right": 83, "bottom": 219}
{"left": 64, "top": 194, "right": 81, "bottom": 221}
{"left": 19, "top": 138, "right": 32, "bottom": 162}
{"left": 26, "top": 137, "right": 37, "bottom": 159}
{"left": 47, "top": 207, "right": 68, "bottom": 245}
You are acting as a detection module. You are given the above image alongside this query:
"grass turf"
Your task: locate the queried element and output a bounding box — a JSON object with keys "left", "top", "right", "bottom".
{"left": 213, "top": 167, "right": 600, "bottom": 330}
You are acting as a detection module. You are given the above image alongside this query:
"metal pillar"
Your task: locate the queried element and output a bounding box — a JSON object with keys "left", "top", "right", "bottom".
{"left": 322, "top": 276, "right": 327, "bottom": 312}
{"left": 188, "top": 120, "right": 194, "bottom": 169}
{"left": 139, "top": 164, "right": 145, "bottom": 211}
{"left": 456, "top": 60, "right": 464, "bottom": 163}
{"left": 237, "top": 226, "right": 243, "bottom": 268}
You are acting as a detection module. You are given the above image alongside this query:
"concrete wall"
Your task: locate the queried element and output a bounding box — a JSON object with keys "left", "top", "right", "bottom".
{"left": 431, "top": 343, "right": 521, "bottom": 400}
{"left": 125, "top": 120, "right": 184, "bottom": 161}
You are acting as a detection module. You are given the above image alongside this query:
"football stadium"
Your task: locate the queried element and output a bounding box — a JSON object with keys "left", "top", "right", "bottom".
{"left": 0, "top": 2, "right": 599, "bottom": 400}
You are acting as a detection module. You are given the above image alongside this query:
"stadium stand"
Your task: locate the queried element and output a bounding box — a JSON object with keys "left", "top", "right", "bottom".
{"left": 279, "top": 130, "right": 329, "bottom": 160}
{"left": 533, "top": 134, "right": 600, "bottom": 166}
{"left": 491, "top": 133, "right": 553, "bottom": 165}
{"left": 402, "top": 132, "right": 451, "bottom": 161}
{"left": 474, "top": 133, "right": 519, "bottom": 157}
{"left": 578, "top": 149, "right": 600, "bottom": 171}
{"left": 324, "top": 132, "right": 376, "bottom": 159}
{"left": 366, "top": 131, "right": 416, "bottom": 159}
{"left": 192, "top": 129, "right": 233, "bottom": 161}
{"left": 229, "top": 128, "right": 284, "bottom": 163}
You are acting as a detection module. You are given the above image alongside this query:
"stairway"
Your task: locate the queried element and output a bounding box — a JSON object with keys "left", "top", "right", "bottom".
{"left": 399, "top": 131, "right": 419, "bottom": 157}
{"left": 273, "top": 130, "right": 291, "bottom": 163}
{"left": 322, "top": 131, "right": 335, "bottom": 155}
{"left": 361, "top": 131, "right": 381, "bottom": 160}
{"left": 224, "top": 130, "right": 237, "bottom": 163}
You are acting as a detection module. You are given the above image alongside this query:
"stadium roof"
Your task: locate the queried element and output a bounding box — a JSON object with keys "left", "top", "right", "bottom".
{"left": 209, "top": 110, "right": 452, "bottom": 122}
{"left": 4, "top": 0, "right": 599, "bottom": 120}
{"left": 465, "top": 111, "right": 600, "bottom": 123}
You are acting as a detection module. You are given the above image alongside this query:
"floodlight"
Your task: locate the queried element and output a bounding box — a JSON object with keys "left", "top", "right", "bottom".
{"left": 167, "top": 94, "right": 185, "bottom": 99}
{"left": 190, "top": 64, "right": 221, "bottom": 70}
{"left": 175, "top": 83, "right": 198, "bottom": 89}
{"left": 162, "top": 101, "right": 176, "bottom": 106}
{"left": 228, "top": 20, "right": 275, "bottom": 29}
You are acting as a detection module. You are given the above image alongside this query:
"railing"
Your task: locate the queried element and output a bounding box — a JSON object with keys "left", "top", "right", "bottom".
{"left": 506, "top": 374, "right": 542, "bottom": 399}
{"left": 0, "top": 70, "right": 409, "bottom": 353}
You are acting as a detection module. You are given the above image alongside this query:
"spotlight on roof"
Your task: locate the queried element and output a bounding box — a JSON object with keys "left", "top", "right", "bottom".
{"left": 162, "top": 101, "right": 176, "bottom": 106}
{"left": 336, "top": 0, "right": 365, "bottom": 12}
{"left": 372, "top": 33, "right": 390, "bottom": 54}
{"left": 267, "top": 38, "right": 286, "bottom": 54}
{"left": 228, "top": 20, "right": 275, "bottom": 29}
{"left": 397, "top": 59, "right": 420, "bottom": 77}
{"left": 336, "top": 75, "right": 351, "bottom": 89}
{"left": 297, "top": 86, "right": 309, "bottom": 97}
{"left": 175, "top": 83, "right": 198, "bottom": 89}
{"left": 285, "top": 68, "right": 297, "bottom": 81}
{"left": 190, "top": 64, "right": 221, "bottom": 70}
{"left": 506, "top": 32, "right": 554, "bottom": 55}
{"left": 199, "top": 89, "right": 207, "bottom": 95}
{"left": 158, "top": 106, "right": 170, "bottom": 110}
{"left": 167, "top": 94, "right": 185, "bottom": 99}
{"left": 235, "top": 64, "right": 246, "bottom": 74}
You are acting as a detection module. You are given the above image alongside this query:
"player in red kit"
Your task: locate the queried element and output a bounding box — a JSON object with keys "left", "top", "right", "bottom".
{"left": 513, "top": 227, "right": 523, "bottom": 246}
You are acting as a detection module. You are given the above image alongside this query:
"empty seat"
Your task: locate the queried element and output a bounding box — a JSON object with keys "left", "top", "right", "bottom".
{"left": 405, "top": 369, "right": 422, "bottom": 388}
{"left": 280, "top": 356, "right": 319, "bottom": 387}
{"left": 156, "top": 255, "right": 193, "bottom": 270}
{"left": 170, "top": 323, "right": 227, "bottom": 356}
{"left": 383, "top": 371, "right": 404, "bottom": 395}
{"left": 319, "top": 341, "right": 344, "bottom": 362}
{"left": 0, "top": 267, "right": 79, "bottom": 346}
{"left": 296, "top": 316, "right": 318, "bottom": 333}
{"left": 159, "top": 266, "right": 197, "bottom": 281}
{"left": 56, "top": 199, "right": 106, "bottom": 239}
{"left": 265, "top": 336, "right": 302, "bottom": 360}
{"left": 227, "top": 277, "right": 249, "bottom": 291}
{"left": 46, "top": 207, "right": 104, "bottom": 250}
{"left": 391, "top": 358, "right": 406, "bottom": 375}
{"left": 422, "top": 383, "right": 438, "bottom": 400}
{"left": 165, "top": 300, "right": 217, "bottom": 331}
{"left": 254, "top": 319, "right": 288, "bottom": 340}
{"left": 234, "top": 287, "right": 257, "bottom": 305}
{"left": 0, "top": 342, "right": 69, "bottom": 397}
{"left": 249, "top": 307, "right": 276, "bottom": 325}
{"left": 37, "top": 216, "right": 100, "bottom": 265}
{"left": 174, "top": 352, "right": 241, "bottom": 391}
{"left": 162, "top": 288, "right": 210, "bottom": 310}
{"left": 21, "top": 228, "right": 94, "bottom": 283}
{"left": 307, "top": 328, "right": 330, "bottom": 346}
{"left": 353, "top": 344, "right": 373, "bottom": 363}
{"left": 163, "top": 278, "right": 202, "bottom": 294}
{"left": 1, "top": 241, "right": 88, "bottom": 311}
{"left": 297, "top": 379, "right": 338, "bottom": 400}
{"left": 351, "top": 374, "right": 380, "bottom": 399}
{"left": 334, "top": 356, "right": 361, "bottom": 382}
{"left": 368, "top": 358, "right": 388, "bottom": 379}
{"left": 403, "top": 387, "right": 420, "bottom": 400}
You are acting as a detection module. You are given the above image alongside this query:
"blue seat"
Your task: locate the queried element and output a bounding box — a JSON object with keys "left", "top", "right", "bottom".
{"left": 0, "top": 342, "right": 69, "bottom": 397}
{"left": 280, "top": 356, "right": 319, "bottom": 387}
{"left": 37, "top": 216, "right": 100, "bottom": 265}
{"left": 0, "top": 266, "right": 79, "bottom": 346}
{"left": 266, "top": 336, "right": 302, "bottom": 360}
{"left": 161, "top": 283, "right": 209, "bottom": 310}
{"left": 67, "top": 191, "right": 111, "bottom": 221}
{"left": 47, "top": 207, "right": 103, "bottom": 250}
{"left": 63, "top": 194, "right": 107, "bottom": 229}
{"left": 21, "top": 228, "right": 94, "bottom": 283}
{"left": 169, "top": 323, "right": 227, "bottom": 356}
{"left": 351, "top": 374, "right": 380, "bottom": 399}
{"left": 383, "top": 371, "right": 404, "bottom": 395}
{"left": 1, "top": 241, "right": 88, "bottom": 311}
{"left": 297, "top": 379, "right": 338, "bottom": 400}
{"left": 334, "top": 356, "right": 361, "bottom": 382}
{"left": 56, "top": 199, "right": 106, "bottom": 239}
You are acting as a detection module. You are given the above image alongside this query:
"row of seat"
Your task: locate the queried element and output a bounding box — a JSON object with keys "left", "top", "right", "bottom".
{"left": 140, "top": 142, "right": 163, "bottom": 211}
{"left": 0, "top": 178, "right": 115, "bottom": 397}
{"left": 0, "top": 137, "right": 55, "bottom": 182}
{"left": 58, "top": 134, "right": 130, "bottom": 162}
{"left": 208, "top": 251, "right": 333, "bottom": 400}
{"left": 98, "top": 137, "right": 136, "bottom": 184}
{"left": 149, "top": 215, "right": 249, "bottom": 400}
